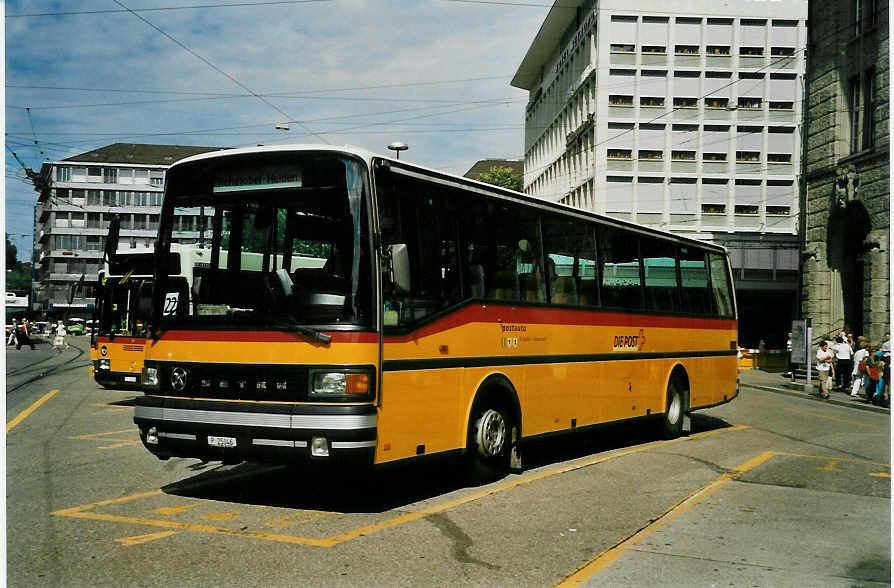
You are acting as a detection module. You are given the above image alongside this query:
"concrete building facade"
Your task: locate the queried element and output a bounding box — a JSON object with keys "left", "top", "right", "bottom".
{"left": 803, "top": 0, "right": 890, "bottom": 343}
{"left": 512, "top": 0, "right": 808, "bottom": 347}
{"left": 33, "top": 143, "right": 222, "bottom": 315}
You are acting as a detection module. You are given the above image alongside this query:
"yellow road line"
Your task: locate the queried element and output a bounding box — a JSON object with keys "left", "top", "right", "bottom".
{"left": 783, "top": 408, "right": 889, "bottom": 430}
{"left": 7, "top": 389, "right": 58, "bottom": 433}
{"left": 116, "top": 530, "right": 178, "bottom": 546}
{"left": 556, "top": 451, "right": 779, "bottom": 587}
{"left": 51, "top": 424, "right": 750, "bottom": 548}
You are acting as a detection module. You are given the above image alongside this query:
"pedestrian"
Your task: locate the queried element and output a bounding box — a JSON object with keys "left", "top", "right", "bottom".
{"left": 852, "top": 340, "right": 870, "bottom": 397}
{"left": 816, "top": 340, "right": 834, "bottom": 399}
{"left": 785, "top": 332, "right": 793, "bottom": 378}
{"left": 833, "top": 336, "right": 853, "bottom": 391}
{"left": 16, "top": 318, "right": 36, "bottom": 351}
{"left": 53, "top": 320, "right": 67, "bottom": 352}
{"left": 7, "top": 319, "right": 18, "bottom": 346}
{"left": 882, "top": 334, "right": 891, "bottom": 405}
{"left": 865, "top": 344, "right": 884, "bottom": 404}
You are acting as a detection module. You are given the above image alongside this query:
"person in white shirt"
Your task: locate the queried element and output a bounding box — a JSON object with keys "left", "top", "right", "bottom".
{"left": 833, "top": 336, "right": 853, "bottom": 391}
{"left": 852, "top": 341, "right": 870, "bottom": 397}
{"left": 816, "top": 341, "right": 834, "bottom": 399}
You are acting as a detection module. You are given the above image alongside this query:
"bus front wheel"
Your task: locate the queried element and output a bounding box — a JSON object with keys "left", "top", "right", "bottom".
{"left": 661, "top": 379, "right": 687, "bottom": 439}
{"left": 467, "top": 404, "right": 513, "bottom": 483}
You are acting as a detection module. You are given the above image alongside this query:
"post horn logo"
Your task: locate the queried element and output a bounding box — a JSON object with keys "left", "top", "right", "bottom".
{"left": 171, "top": 367, "right": 189, "bottom": 392}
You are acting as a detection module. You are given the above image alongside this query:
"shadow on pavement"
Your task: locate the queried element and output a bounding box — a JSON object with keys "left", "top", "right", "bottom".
{"left": 161, "top": 413, "right": 733, "bottom": 513}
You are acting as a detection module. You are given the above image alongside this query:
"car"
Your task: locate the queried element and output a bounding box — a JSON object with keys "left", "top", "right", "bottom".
{"left": 67, "top": 318, "right": 86, "bottom": 335}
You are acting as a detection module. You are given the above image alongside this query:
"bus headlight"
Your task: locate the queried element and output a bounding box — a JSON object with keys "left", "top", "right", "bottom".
{"left": 144, "top": 367, "right": 160, "bottom": 390}
{"left": 98, "top": 358, "right": 110, "bottom": 371}
{"left": 310, "top": 371, "right": 371, "bottom": 399}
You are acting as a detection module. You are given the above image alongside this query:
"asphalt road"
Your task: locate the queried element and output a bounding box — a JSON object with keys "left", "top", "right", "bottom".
{"left": 6, "top": 341, "right": 891, "bottom": 587}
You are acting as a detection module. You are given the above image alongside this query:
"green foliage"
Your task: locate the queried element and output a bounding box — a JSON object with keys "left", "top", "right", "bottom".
{"left": 6, "top": 233, "right": 18, "bottom": 270}
{"left": 477, "top": 166, "right": 523, "bottom": 192}
{"left": 6, "top": 268, "right": 31, "bottom": 293}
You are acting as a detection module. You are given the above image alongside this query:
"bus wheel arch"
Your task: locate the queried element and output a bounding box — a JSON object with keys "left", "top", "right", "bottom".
{"left": 661, "top": 365, "right": 690, "bottom": 439}
{"left": 465, "top": 374, "right": 521, "bottom": 482}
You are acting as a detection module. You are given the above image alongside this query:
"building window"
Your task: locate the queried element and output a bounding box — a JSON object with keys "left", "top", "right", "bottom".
{"left": 56, "top": 167, "right": 71, "bottom": 182}
{"left": 704, "top": 152, "right": 727, "bottom": 161}
{"left": 150, "top": 171, "right": 164, "bottom": 187}
{"left": 736, "top": 151, "right": 760, "bottom": 162}
{"left": 103, "top": 191, "right": 116, "bottom": 207}
{"left": 673, "top": 97, "right": 698, "bottom": 108}
{"left": 87, "top": 190, "right": 101, "bottom": 206}
{"left": 642, "top": 45, "right": 666, "bottom": 54}
{"left": 103, "top": 168, "right": 118, "bottom": 184}
{"left": 862, "top": 68, "right": 876, "bottom": 150}
{"left": 640, "top": 96, "right": 665, "bottom": 107}
{"left": 675, "top": 45, "right": 699, "bottom": 55}
{"left": 639, "top": 150, "right": 664, "bottom": 160}
{"left": 611, "top": 44, "right": 635, "bottom": 53}
{"left": 672, "top": 150, "right": 696, "bottom": 161}
{"left": 705, "top": 97, "right": 729, "bottom": 109}
{"left": 739, "top": 46, "right": 764, "bottom": 56}
{"left": 607, "top": 149, "right": 633, "bottom": 160}
{"left": 770, "top": 47, "right": 795, "bottom": 57}
{"left": 767, "top": 153, "right": 792, "bottom": 163}
{"left": 734, "top": 205, "right": 759, "bottom": 215}
{"left": 738, "top": 97, "right": 762, "bottom": 109}
{"left": 766, "top": 206, "right": 790, "bottom": 216}
{"left": 702, "top": 204, "right": 726, "bottom": 214}
{"left": 87, "top": 236, "right": 101, "bottom": 251}
{"left": 769, "top": 101, "right": 794, "bottom": 110}
{"left": 706, "top": 45, "right": 730, "bottom": 55}
{"left": 610, "top": 95, "right": 634, "bottom": 106}
{"left": 151, "top": 193, "right": 163, "bottom": 206}
{"left": 87, "top": 167, "right": 102, "bottom": 181}
{"left": 849, "top": 75, "right": 861, "bottom": 153}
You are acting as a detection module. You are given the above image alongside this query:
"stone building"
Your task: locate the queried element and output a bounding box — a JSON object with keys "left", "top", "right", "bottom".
{"left": 803, "top": 0, "right": 889, "bottom": 343}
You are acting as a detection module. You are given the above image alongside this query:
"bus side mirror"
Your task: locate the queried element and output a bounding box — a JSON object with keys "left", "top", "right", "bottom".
{"left": 390, "top": 244, "right": 411, "bottom": 295}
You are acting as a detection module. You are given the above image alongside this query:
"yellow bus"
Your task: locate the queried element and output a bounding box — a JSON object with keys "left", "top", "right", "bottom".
{"left": 134, "top": 145, "right": 738, "bottom": 478}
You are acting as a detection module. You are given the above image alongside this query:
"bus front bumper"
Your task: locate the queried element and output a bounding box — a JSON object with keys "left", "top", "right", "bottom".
{"left": 133, "top": 396, "right": 377, "bottom": 465}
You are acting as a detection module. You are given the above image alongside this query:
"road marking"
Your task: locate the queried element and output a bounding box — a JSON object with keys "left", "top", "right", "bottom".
{"left": 263, "top": 511, "right": 331, "bottom": 529}
{"left": 152, "top": 501, "right": 209, "bottom": 516}
{"left": 818, "top": 460, "right": 840, "bottom": 472}
{"left": 115, "top": 531, "right": 178, "bottom": 546}
{"left": 7, "top": 389, "right": 58, "bottom": 433}
{"left": 201, "top": 512, "right": 240, "bottom": 522}
{"left": 51, "top": 425, "right": 750, "bottom": 548}
{"left": 870, "top": 472, "right": 891, "bottom": 478}
{"left": 69, "top": 428, "right": 140, "bottom": 449}
{"left": 556, "top": 451, "right": 778, "bottom": 587}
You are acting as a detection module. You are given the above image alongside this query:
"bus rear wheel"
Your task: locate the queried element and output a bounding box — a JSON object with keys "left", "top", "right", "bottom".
{"left": 467, "top": 404, "right": 513, "bottom": 483}
{"left": 660, "top": 378, "right": 687, "bottom": 439}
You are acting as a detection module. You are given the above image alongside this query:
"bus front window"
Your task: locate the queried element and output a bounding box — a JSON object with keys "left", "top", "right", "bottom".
{"left": 157, "top": 153, "right": 372, "bottom": 330}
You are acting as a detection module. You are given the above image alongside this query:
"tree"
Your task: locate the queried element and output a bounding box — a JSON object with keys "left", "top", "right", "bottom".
{"left": 6, "top": 233, "right": 18, "bottom": 270}
{"left": 477, "top": 166, "right": 523, "bottom": 192}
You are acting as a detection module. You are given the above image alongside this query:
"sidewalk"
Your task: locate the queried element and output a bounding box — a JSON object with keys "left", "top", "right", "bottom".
{"left": 737, "top": 368, "right": 890, "bottom": 414}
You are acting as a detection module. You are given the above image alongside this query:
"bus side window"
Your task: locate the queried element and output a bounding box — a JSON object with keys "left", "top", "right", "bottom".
{"left": 679, "top": 247, "right": 712, "bottom": 315}
{"left": 709, "top": 253, "right": 734, "bottom": 317}
{"left": 541, "top": 214, "right": 597, "bottom": 307}
{"left": 642, "top": 237, "right": 680, "bottom": 313}
{"left": 600, "top": 228, "right": 643, "bottom": 311}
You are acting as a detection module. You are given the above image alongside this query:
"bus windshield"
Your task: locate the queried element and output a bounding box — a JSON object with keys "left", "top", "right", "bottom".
{"left": 155, "top": 151, "right": 373, "bottom": 330}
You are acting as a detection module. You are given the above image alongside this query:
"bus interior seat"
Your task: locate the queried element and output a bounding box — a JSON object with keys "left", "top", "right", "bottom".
{"left": 490, "top": 270, "right": 519, "bottom": 300}
{"left": 551, "top": 276, "right": 578, "bottom": 305}
{"left": 519, "top": 272, "right": 545, "bottom": 302}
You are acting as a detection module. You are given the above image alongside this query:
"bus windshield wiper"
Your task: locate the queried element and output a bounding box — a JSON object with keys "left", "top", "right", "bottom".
{"left": 270, "top": 320, "right": 331, "bottom": 345}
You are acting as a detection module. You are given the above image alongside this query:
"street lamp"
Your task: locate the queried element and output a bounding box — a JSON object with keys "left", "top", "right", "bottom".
{"left": 387, "top": 142, "right": 408, "bottom": 159}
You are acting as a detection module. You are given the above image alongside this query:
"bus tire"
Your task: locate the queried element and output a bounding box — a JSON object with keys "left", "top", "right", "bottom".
{"left": 467, "top": 402, "right": 513, "bottom": 483}
{"left": 661, "top": 378, "right": 687, "bottom": 439}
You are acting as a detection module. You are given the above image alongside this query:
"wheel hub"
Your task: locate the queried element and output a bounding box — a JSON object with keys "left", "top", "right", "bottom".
{"left": 475, "top": 409, "right": 506, "bottom": 458}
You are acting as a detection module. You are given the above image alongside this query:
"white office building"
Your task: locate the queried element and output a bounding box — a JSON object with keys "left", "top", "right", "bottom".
{"left": 512, "top": 0, "right": 808, "bottom": 346}
{"left": 33, "top": 143, "right": 222, "bottom": 314}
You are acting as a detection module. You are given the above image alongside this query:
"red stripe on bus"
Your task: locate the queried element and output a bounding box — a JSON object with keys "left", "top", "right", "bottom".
{"left": 384, "top": 305, "right": 736, "bottom": 343}
{"left": 96, "top": 336, "right": 147, "bottom": 345}
{"left": 157, "top": 330, "right": 378, "bottom": 344}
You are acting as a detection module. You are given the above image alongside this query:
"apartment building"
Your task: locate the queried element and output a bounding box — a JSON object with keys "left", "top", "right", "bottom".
{"left": 512, "top": 0, "right": 808, "bottom": 346}
{"left": 33, "top": 143, "right": 222, "bottom": 314}
{"left": 802, "top": 0, "right": 889, "bottom": 343}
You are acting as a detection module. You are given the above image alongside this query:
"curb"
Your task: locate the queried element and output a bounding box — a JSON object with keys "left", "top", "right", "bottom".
{"left": 739, "top": 380, "right": 890, "bottom": 414}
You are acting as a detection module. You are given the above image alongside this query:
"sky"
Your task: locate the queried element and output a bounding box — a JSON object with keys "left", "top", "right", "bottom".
{"left": 4, "top": 0, "right": 553, "bottom": 262}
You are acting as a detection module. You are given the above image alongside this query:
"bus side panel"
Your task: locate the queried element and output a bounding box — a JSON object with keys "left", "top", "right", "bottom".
{"left": 374, "top": 368, "right": 463, "bottom": 464}
{"left": 524, "top": 362, "right": 585, "bottom": 435}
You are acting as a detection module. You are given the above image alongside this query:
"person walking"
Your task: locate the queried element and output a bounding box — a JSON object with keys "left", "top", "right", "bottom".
{"left": 816, "top": 340, "right": 834, "bottom": 399}
{"left": 833, "top": 336, "right": 853, "bottom": 391}
{"left": 53, "top": 320, "right": 67, "bottom": 352}
{"left": 865, "top": 344, "right": 884, "bottom": 404}
{"left": 7, "top": 319, "right": 18, "bottom": 346}
{"left": 15, "top": 318, "right": 36, "bottom": 351}
{"left": 852, "top": 340, "right": 870, "bottom": 397}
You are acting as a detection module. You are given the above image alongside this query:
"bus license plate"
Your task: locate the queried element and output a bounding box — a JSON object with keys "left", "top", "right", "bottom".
{"left": 207, "top": 436, "right": 237, "bottom": 448}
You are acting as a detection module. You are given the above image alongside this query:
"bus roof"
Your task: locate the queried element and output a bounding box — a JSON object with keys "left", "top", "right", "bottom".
{"left": 168, "top": 144, "right": 728, "bottom": 255}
